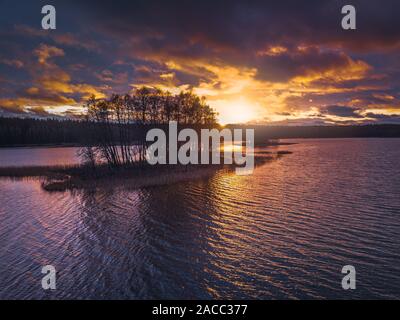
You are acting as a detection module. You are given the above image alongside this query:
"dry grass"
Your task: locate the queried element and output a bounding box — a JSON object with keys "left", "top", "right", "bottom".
{"left": 0, "top": 151, "right": 291, "bottom": 192}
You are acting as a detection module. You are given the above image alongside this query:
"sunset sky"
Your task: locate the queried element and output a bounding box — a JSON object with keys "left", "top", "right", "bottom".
{"left": 1, "top": 0, "right": 400, "bottom": 124}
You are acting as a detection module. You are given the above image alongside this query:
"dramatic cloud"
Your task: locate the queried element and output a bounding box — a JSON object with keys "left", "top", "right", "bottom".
{"left": 364, "top": 112, "right": 400, "bottom": 124}
{"left": 321, "top": 105, "right": 363, "bottom": 118}
{"left": 0, "top": 0, "right": 400, "bottom": 124}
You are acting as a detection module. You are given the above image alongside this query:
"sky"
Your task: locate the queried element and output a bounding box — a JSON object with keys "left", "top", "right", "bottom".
{"left": 0, "top": 0, "right": 400, "bottom": 125}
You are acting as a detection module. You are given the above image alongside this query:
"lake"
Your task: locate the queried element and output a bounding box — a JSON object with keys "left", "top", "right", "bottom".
{"left": 0, "top": 146, "right": 80, "bottom": 167}
{"left": 0, "top": 138, "right": 400, "bottom": 299}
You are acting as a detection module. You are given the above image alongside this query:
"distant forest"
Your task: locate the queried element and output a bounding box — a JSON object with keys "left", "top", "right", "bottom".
{"left": 3, "top": 87, "right": 400, "bottom": 147}
{"left": 0, "top": 117, "right": 90, "bottom": 146}
{"left": 234, "top": 124, "right": 400, "bottom": 141}
{"left": 2, "top": 117, "right": 400, "bottom": 147}
{"left": 0, "top": 87, "right": 219, "bottom": 147}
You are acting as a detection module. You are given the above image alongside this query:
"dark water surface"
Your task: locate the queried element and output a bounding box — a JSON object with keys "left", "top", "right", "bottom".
{"left": 0, "top": 146, "right": 79, "bottom": 167}
{"left": 1, "top": 139, "right": 400, "bottom": 299}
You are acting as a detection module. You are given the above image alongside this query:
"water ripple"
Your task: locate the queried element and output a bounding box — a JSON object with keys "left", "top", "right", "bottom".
{"left": 0, "top": 138, "right": 400, "bottom": 299}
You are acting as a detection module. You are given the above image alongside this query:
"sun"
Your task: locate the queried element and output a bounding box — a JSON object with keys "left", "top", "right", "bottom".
{"left": 212, "top": 97, "right": 258, "bottom": 125}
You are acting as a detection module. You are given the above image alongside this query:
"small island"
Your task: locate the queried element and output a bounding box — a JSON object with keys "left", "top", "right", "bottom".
{"left": 0, "top": 87, "right": 292, "bottom": 192}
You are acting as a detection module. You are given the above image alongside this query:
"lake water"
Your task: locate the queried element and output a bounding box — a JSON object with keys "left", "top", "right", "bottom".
{"left": 0, "top": 138, "right": 400, "bottom": 299}
{"left": 0, "top": 146, "right": 80, "bottom": 167}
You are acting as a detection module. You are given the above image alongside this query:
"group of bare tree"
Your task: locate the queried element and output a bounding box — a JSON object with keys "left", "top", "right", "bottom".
{"left": 80, "top": 87, "right": 218, "bottom": 169}
{"left": 86, "top": 87, "right": 218, "bottom": 125}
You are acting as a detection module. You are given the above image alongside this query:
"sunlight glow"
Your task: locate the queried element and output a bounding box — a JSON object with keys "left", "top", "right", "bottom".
{"left": 212, "top": 97, "right": 258, "bottom": 125}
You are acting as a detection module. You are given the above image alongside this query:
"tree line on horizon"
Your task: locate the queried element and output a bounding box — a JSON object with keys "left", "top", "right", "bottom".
{"left": 0, "top": 117, "right": 89, "bottom": 146}
{"left": 1, "top": 96, "right": 400, "bottom": 150}
{"left": 0, "top": 87, "right": 218, "bottom": 147}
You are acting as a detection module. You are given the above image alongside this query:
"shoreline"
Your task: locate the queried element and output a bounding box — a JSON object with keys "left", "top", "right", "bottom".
{"left": 0, "top": 152, "right": 292, "bottom": 192}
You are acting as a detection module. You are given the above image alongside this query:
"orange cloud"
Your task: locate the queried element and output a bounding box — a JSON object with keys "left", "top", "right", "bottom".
{"left": 34, "top": 44, "right": 65, "bottom": 65}
{"left": 0, "top": 59, "right": 24, "bottom": 68}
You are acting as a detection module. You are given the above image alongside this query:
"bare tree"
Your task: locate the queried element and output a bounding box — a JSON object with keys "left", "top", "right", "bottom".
{"left": 81, "top": 87, "right": 218, "bottom": 168}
